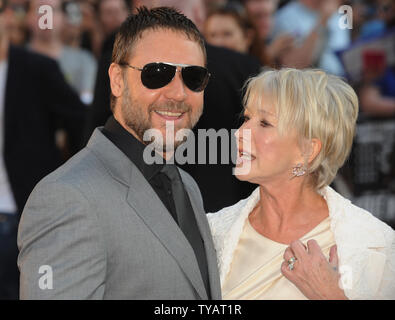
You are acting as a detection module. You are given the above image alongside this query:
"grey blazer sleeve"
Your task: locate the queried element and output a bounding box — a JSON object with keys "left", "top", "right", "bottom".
{"left": 17, "top": 180, "right": 107, "bottom": 299}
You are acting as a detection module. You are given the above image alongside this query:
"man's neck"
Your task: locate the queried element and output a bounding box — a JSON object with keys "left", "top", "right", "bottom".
{"left": 30, "top": 38, "right": 63, "bottom": 59}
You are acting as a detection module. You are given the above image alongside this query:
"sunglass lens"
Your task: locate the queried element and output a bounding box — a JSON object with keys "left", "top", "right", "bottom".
{"left": 141, "top": 63, "right": 176, "bottom": 89}
{"left": 182, "top": 66, "right": 210, "bottom": 92}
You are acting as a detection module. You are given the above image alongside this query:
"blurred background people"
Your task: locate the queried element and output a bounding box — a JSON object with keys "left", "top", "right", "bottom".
{"left": 0, "top": 0, "right": 86, "bottom": 299}
{"left": 97, "top": 0, "right": 129, "bottom": 37}
{"left": 272, "top": 0, "right": 350, "bottom": 75}
{"left": 359, "top": 0, "right": 395, "bottom": 39}
{"left": 243, "top": 0, "right": 294, "bottom": 67}
{"left": 204, "top": 6, "right": 254, "bottom": 54}
{"left": 357, "top": 0, "right": 395, "bottom": 117}
{"left": 27, "top": 0, "right": 97, "bottom": 104}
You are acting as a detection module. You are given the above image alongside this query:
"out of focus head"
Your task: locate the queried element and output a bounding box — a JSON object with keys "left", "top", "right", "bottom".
{"left": 299, "top": 0, "right": 324, "bottom": 10}
{"left": 98, "top": 0, "right": 129, "bottom": 36}
{"left": 378, "top": 0, "right": 395, "bottom": 26}
{"left": 204, "top": 6, "right": 254, "bottom": 53}
{"left": 135, "top": 0, "right": 207, "bottom": 31}
{"left": 243, "top": 0, "right": 278, "bottom": 39}
{"left": 27, "top": 0, "right": 64, "bottom": 41}
{"left": 0, "top": 0, "right": 14, "bottom": 41}
{"left": 236, "top": 68, "right": 359, "bottom": 190}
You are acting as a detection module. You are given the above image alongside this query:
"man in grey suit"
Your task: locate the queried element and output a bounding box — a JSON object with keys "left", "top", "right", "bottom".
{"left": 17, "top": 7, "right": 221, "bottom": 300}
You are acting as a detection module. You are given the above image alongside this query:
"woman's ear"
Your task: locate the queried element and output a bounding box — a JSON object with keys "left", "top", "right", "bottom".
{"left": 108, "top": 63, "right": 125, "bottom": 98}
{"left": 307, "top": 138, "right": 322, "bottom": 164}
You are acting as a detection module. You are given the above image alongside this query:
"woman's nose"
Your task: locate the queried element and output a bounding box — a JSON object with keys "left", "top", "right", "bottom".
{"left": 235, "top": 121, "right": 248, "bottom": 140}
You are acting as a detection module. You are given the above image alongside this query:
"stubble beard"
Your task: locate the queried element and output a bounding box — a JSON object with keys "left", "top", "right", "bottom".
{"left": 121, "top": 82, "right": 203, "bottom": 153}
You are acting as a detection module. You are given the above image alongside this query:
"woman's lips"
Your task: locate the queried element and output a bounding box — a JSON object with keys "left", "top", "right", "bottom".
{"left": 236, "top": 151, "right": 256, "bottom": 165}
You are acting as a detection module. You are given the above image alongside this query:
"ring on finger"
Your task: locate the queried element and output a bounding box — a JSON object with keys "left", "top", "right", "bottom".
{"left": 288, "top": 257, "right": 297, "bottom": 270}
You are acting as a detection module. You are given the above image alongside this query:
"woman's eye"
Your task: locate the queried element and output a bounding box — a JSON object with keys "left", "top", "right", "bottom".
{"left": 260, "top": 120, "right": 271, "bottom": 127}
{"left": 242, "top": 115, "right": 250, "bottom": 123}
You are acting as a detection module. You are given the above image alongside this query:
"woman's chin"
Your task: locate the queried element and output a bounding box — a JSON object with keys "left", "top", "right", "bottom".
{"left": 234, "top": 167, "right": 253, "bottom": 182}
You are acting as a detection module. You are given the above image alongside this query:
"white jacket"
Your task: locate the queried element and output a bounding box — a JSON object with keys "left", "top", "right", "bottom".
{"left": 207, "top": 186, "right": 395, "bottom": 299}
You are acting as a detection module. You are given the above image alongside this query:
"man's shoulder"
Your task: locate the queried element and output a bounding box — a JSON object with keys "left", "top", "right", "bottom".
{"left": 35, "top": 146, "right": 110, "bottom": 195}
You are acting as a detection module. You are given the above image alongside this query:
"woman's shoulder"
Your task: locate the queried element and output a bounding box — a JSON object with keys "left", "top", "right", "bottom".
{"left": 207, "top": 187, "right": 260, "bottom": 235}
{"left": 324, "top": 186, "right": 394, "bottom": 248}
{"left": 324, "top": 186, "right": 395, "bottom": 299}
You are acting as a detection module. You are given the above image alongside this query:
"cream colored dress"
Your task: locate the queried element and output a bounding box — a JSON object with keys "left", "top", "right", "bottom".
{"left": 222, "top": 217, "right": 336, "bottom": 299}
{"left": 208, "top": 186, "right": 395, "bottom": 299}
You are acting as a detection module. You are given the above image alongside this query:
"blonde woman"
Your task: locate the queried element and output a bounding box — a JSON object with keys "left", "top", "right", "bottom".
{"left": 207, "top": 68, "right": 395, "bottom": 300}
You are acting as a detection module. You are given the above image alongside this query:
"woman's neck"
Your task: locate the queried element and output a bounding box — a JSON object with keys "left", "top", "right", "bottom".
{"left": 249, "top": 179, "right": 329, "bottom": 243}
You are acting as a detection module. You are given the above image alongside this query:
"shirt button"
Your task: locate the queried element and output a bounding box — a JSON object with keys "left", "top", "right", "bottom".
{"left": 168, "top": 189, "right": 172, "bottom": 195}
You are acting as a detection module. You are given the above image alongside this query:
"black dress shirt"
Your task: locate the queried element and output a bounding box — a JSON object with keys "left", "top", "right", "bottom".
{"left": 102, "top": 116, "right": 179, "bottom": 223}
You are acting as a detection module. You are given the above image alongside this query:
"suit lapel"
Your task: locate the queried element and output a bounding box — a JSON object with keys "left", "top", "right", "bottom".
{"left": 183, "top": 179, "right": 222, "bottom": 300}
{"left": 126, "top": 166, "right": 208, "bottom": 300}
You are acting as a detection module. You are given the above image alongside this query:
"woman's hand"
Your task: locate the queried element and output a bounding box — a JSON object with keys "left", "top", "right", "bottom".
{"left": 281, "top": 240, "right": 348, "bottom": 300}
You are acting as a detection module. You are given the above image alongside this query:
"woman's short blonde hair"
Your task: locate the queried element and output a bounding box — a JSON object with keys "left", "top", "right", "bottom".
{"left": 243, "top": 68, "right": 359, "bottom": 190}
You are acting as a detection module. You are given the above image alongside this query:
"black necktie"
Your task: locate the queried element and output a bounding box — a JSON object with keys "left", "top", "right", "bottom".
{"left": 161, "top": 164, "right": 211, "bottom": 298}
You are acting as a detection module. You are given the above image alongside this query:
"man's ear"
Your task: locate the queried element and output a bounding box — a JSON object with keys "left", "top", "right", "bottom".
{"left": 109, "top": 63, "right": 125, "bottom": 98}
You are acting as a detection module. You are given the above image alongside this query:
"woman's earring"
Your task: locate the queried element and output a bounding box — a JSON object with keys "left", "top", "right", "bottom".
{"left": 292, "top": 163, "right": 306, "bottom": 177}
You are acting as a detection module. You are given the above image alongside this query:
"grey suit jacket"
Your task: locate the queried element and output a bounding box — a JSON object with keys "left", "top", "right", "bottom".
{"left": 17, "top": 128, "right": 222, "bottom": 300}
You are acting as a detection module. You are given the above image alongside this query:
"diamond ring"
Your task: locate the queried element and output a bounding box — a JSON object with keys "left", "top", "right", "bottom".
{"left": 288, "top": 257, "right": 297, "bottom": 270}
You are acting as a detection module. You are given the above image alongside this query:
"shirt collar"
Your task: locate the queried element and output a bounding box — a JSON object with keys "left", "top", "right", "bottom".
{"left": 102, "top": 116, "right": 164, "bottom": 181}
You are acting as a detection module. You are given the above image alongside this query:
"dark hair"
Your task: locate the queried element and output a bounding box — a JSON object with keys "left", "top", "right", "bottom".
{"left": 206, "top": 6, "right": 253, "bottom": 36}
{"left": 110, "top": 6, "right": 206, "bottom": 111}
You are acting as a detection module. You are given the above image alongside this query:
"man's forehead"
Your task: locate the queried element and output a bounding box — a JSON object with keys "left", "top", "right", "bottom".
{"left": 130, "top": 28, "right": 205, "bottom": 64}
{"left": 137, "top": 28, "right": 193, "bottom": 43}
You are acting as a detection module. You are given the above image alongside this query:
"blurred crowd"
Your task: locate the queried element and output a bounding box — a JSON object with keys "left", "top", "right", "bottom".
{"left": 0, "top": 0, "right": 394, "bottom": 299}
{"left": 3, "top": 0, "right": 394, "bottom": 106}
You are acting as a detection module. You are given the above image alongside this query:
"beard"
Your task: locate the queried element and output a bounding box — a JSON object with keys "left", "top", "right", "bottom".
{"left": 121, "top": 82, "right": 203, "bottom": 152}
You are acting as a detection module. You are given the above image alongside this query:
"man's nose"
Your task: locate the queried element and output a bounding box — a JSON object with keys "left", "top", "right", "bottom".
{"left": 163, "top": 69, "right": 188, "bottom": 102}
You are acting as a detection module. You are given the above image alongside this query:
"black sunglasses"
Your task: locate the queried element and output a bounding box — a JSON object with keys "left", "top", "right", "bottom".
{"left": 120, "top": 62, "right": 210, "bottom": 92}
